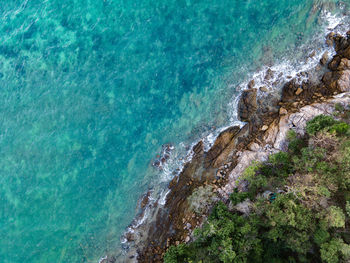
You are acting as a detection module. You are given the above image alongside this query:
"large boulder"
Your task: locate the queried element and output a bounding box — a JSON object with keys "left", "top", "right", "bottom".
{"left": 281, "top": 79, "right": 299, "bottom": 102}
{"left": 336, "top": 70, "right": 350, "bottom": 92}
{"left": 238, "top": 88, "right": 257, "bottom": 121}
{"left": 337, "top": 58, "right": 350, "bottom": 71}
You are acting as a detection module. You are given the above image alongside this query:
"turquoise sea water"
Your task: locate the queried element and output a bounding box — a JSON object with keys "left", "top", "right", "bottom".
{"left": 1, "top": 1, "right": 349, "bottom": 262}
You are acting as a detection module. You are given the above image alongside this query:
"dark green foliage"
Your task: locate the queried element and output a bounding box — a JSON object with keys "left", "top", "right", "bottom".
{"left": 306, "top": 114, "right": 349, "bottom": 136}
{"left": 292, "top": 147, "right": 326, "bottom": 173}
{"left": 163, "top": 244, "right": 189, "bottom": 263}
{"left": 261, "top": 152, "right": 293, "bottom": 178}
{"left": 306, "top": 115, "right": 337, "bottom": 135}
{"left": 165, "top": 113, "right": 350, "bottom": 263}
{"left": 229, "top": 189, "right": 252, "bottom": 206}
{"left": 287, "top": 130, "right": 306, "bottom": 155}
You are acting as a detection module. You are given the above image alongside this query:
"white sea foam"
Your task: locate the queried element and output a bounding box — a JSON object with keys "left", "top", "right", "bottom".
{"left": 117, "top": 7, "right": 350, "bottom": 263}
{"left": 227, "top": 9, "right": 348, "bottom": 123}
{"left": 98, "top": 256, "right": 107, "bottom": 263}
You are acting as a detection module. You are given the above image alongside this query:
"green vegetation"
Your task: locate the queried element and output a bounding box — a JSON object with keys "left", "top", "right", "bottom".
{"left": 164, "top": 109, "right": 350, "bottom": 263}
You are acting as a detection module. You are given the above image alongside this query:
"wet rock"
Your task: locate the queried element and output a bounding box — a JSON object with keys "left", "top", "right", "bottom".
{"left": 248, "top": 79, "right": 255, "bottom": 89}
{"left": 259, "top": 86, "right": 268, "bottom": 92}
{"left": 238, "top": 89, "right": 257, "bottom": 121}
{"left": 309, "top": 50, "right": 316, "bottom": 58}
{"left": 334, "top": 34, "right": 349, "bottom": 53}
{"left": 326, "top": 32, "right": 335, "bottom": 47}
{"left": 205, "top": 126, "right": 240, "bottom": 168}
{"left": 281, "top": 79, "right": 299, "bottom": 102}
{"left": 140, "top": 191, "right": 151, "bottom": 209}
{"left": 328, "top": 55, "right": 341, "bottom": 71}
{"left": 192, "top": 141, "right": 203, "bottom": 155}
{"left": 320, "top": 52, "right": 329, "bottom": 65}
{"left": 264, "top": 68, "right": 274, "bottom": 81}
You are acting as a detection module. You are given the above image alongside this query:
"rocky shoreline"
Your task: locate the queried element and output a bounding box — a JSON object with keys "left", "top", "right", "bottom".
{"left": 111, "top": 30, "right": 350, "bottom": 263}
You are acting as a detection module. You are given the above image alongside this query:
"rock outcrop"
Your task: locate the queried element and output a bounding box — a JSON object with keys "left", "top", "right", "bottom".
{"left": 121, "top": 32, "right": 350, "bottom": 263}
{"left": 220, "top": 92, "right": 350, "bottom": 198}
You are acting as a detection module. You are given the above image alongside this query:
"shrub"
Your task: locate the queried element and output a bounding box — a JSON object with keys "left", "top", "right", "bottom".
{"left": 314, "top": 226, "right": 330, "bottom": 246}
{"left": 288, "top": 136, "right": 306, "bottom": 155}
{"left": 229, "top": 189, "right": 250, "bottom": 206}
{"left": 164, "top": 244, "right": 188, "bottom": 263}
{"left": 326, "top": 206, "right": 345, "bottom": 228}
{"left": 293, "top": 147, "right": 326, "bottom": 173}
{"left": 306, "top": 115, "right": 337, "bottom": 135}
{"left": 241, "top": 162, "right": 268, "bottom": 194}
{"left": 346, "top": 201, "right": 350, "bottom": 217}
{"left": 329, "top": 122, "right": 350, "bottom": 135}
{"left": 320, "top": 238, "right": 350, "bottom": 263}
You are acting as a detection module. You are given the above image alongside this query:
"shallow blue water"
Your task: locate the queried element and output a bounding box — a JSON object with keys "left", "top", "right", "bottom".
{"left": 0, "top": 0, "right": 348, "bottom": 262}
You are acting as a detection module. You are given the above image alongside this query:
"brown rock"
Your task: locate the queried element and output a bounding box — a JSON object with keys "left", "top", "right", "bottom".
{"left": 328, "top": 56, "right": 341, "bottom": 71}
{"left": 282, "top": 79, "right": 298, "bottom": 102}
{"left": 337, "top": 58, "right": 350, "bottom": 71}
{"left": 205, "top": 126, "right": 240, "bottom": 167}
{"left": 326, "top": 32, "right": 335, "bottom": 47}
{"left": 259, "top": 86, "right": 268, "bottom": 92}
{"left": 279, "top": 107, "right": 288, "bottom": 115}
{"left": 264, "top": 68, "right": 274, "bottom": 81}
{"left": 248, "top": 79, "right": 255, "bottom": 89}
{"left": 320, "top": 52, "right": 329, "bottom": 65}
{"left": 261, "top": 125, "right": 269, "bottom": 131}
{"left": 343, "top": 46, "right": 350, "bottom": 59}
{"left": 309, "top": 50, "right": 316, "bottom": 58}
{"left": 334, "top": 34, "right": 349, "bottom": 52}
{"left": 238, "top": 89, "right": 257, "bottom": 121}
{"left": 326, "top": 39, "right": 333, "bottom": 47}
{"left": 295, "top": 88, "right": 303, "bottom": 95}
{"left": 336, "top": 70, "right": 350, "bottom": 92}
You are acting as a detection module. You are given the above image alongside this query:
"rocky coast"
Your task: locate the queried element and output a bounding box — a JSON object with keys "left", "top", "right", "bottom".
{"left": 112, "top": 30, "right": 350, "bottom": 263}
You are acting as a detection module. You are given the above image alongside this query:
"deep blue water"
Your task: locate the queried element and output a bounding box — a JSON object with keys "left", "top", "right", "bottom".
{"left": 0, "top": 0, "right": 348, "bottom": 262}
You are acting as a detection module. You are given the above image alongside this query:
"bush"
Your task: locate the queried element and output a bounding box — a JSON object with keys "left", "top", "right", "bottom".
{"left": 241, "top": 162, "right": 268, "bottom": 194}
{"left": 320, "top": 238, "right": 350, "bottom": 263}
{"left": 287, "top": 130, "right": 306, "bottom": 155}
{"left": 346, "top": 201, "right": 350, "bottom": 217}
{"left": 326, "top": 206, "right": 345, "bottom": 228}
{"left": 306, "top": 115, "right": 337, "bottom": 135}
{"left": 163, "top": 244, "right": 188, "bottom": 263}
{"left": 229, "top": 189, "right": 251, "bottom": 206}
{"left": 329, "top": 122, "right": 350, "bottom": 135}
